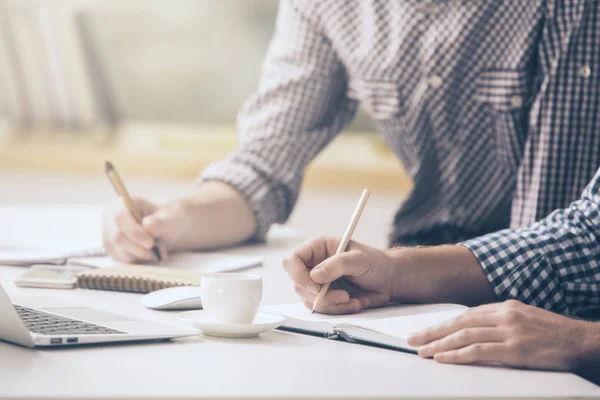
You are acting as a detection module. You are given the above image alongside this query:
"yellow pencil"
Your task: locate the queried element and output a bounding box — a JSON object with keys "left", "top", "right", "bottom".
{"left": 312, "top": 189, "right": 370, "bottom": 313}
{"left": 105, "top": 161, "right": 162, "bottom": 262}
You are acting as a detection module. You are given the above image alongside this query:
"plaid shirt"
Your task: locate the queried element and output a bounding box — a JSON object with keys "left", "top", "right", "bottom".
{"left": 201, "top": 1, "right": 600, "bottom": 313}
{"left": 462, "top": 166, "right": 600, "bottom": 317}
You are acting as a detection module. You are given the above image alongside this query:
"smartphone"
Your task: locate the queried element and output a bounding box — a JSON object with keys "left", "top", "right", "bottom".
{"left": 14, "top": 265, "right": 87, "bottom": 289}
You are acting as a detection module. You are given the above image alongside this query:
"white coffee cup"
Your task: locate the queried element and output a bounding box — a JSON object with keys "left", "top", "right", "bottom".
{"left": 200, "top": 273, "right": 263, "bottom": 324}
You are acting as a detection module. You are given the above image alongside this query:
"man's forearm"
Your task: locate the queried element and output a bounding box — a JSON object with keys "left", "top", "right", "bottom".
{"left": 390, "top": 245, "right": 497, "bottom": 306}
{"left": 172, "top": 181, "right": 257, "bottom": 250}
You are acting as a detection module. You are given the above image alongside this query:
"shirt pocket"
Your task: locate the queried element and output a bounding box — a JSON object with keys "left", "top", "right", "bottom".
{"left": 346, "top": 78, "right": 420, "bottom": 173}
{"left": 347, "top": 79, "right": 404, "bottom": 120}
{"left": 475, "top": 70, "right": 532, "bottom": 171}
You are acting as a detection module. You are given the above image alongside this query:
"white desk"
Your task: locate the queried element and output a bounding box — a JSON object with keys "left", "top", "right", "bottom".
{"left": 0, "top": 205, "right": 599, "bottom": 399}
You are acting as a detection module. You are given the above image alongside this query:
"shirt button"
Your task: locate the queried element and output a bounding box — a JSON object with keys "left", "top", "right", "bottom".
{"left": 510, "top": 96, "right": 523, "bottom": 108}
{"left": 580, "top": 64, "right": 592, "bottom": 78}
{"left": 427, "top": 75, "right": 443, "bottom": 89}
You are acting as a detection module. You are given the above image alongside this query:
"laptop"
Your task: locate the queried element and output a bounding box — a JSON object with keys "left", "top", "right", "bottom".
{"left": 0, "top": 284, "right": 198, "bottom": 347}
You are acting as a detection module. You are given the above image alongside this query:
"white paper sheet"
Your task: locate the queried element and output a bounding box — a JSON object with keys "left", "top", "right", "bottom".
{"left": 263, "top": 302, "right": 467, "bottom": 327}
{"left": 347, "top": 308, "right": 466, "bottom": 338}
{"left": 70, "top": 251, "right": 263, "bottom": 273}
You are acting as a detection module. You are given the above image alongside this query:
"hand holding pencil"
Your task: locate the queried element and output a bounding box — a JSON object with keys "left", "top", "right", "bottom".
{"left": 283, "top": 189, "right": 399, "bottom": 315}
{"left": 103, "top": 161, "right": 165, "bottom": 263}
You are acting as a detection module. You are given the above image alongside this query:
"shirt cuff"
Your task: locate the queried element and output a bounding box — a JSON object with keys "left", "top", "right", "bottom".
{"left": 197, "top": 158, "right": 289, "bottom": 240}
{"left": 459, "top": 229, "right": 567, "bottom": 314}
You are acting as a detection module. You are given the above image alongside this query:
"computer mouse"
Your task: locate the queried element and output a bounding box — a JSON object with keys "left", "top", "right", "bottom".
{"left": 142, "top": 286, "right": 203, "bottom": 310}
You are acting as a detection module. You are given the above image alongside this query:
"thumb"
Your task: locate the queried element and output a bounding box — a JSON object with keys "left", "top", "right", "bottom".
{"left": 309, "top": 250, "right": 370, "bottom": 284}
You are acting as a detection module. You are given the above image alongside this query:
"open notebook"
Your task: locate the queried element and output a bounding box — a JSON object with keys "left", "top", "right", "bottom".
{"left": 263, "top": 303, "right": 467, "bottom": 353}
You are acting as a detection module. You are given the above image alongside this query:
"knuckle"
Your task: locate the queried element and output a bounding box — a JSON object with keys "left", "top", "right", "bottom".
{"left": 336, "top": 291, "right": 350, "bottom": 304}
{"left": 323, "top": 236, "right": 341, "bottom": 253}
{"left": 310, "top": 236, "right": 332, "bottom": 250}
{"left": 458, "top": 328, "right": 474, "bottom": 342}
{"left": 322, "top": 235, "right": 337, "bottom": 243}
{"left": 469, "top": 343, "right": 484, "bottom": 356}
{"left": 504, "top": 299, "right": 521, "bottom": 309}
{"left": 503, "top": 308, "right": 523, "bottom": 324}
{"left": 282, "top": 256, "right": 301, "bottom": 276}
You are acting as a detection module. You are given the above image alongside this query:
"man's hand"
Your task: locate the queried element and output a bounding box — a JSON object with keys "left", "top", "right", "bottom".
{"left": 102, "top": 195, "right": 186, "bottom": 263}
{"left": 408, "top": 300, "right": 591, "bottom": 371}
{"left": 283, "top": 236, "right": 400, "bottom": 314}
{"left": 102, "top": 181, "right": 257, "bottom": 263}
{"left": 283, "top": 237, "right": 497, "bottom": 315}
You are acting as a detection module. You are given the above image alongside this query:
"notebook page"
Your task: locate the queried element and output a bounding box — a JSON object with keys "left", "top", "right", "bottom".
{"left": 70, "top": 251, "right": 263, "bottom": 272}
{"left": 343, "top": 308, "right": 466, "bottom": 339}
{"left": 263, "top": 303, "right": 467, "bottom": 337}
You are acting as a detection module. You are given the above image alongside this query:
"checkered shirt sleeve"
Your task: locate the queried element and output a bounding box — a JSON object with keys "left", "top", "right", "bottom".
{"left": 461, "top": 167, "right": 600, "bottom": 317}
{"left": 198, "top": 1, "right": 357, "bottom": 238}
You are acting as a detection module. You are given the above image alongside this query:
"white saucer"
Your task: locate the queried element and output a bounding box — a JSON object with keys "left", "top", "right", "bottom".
{"left": 178, "top": 311, "right": 286, "bottom": 338}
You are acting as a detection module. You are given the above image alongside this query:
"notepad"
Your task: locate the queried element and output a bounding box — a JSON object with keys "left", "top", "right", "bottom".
{"left": 76, "top": 265, "right": 204, "bottom": 293}
{"left": 262, "top": 302, "right": 467, "bottom": 353}
{"left": 74, "top": 252, "right": 264, "bottom": 293}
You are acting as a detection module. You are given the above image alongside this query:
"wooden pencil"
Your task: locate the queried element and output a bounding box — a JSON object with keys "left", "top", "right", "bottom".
{"left": 312, "top": 189, "right": 370, "bottom": 313}
{"left": 105, "top": 161, "right": 162, "bottom": 262}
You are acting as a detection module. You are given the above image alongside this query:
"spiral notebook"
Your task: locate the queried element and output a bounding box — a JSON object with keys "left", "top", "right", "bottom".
{"left": 72, "top": 252, "right": 263, "bottom": 293}
{"left": 76, "top": 265, "right": 203, "bottom": 293}
{"left": 262, "top": 302, "right": 467, "bottom": 353}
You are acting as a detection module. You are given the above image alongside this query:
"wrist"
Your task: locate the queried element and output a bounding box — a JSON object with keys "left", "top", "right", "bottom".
{"left": 387, "top": 246, "right": 441, "bottom": 303}
{"left": 388, "top": 245, "right": 496, "bottom": 305}
{"left": 179, "top": 181, "right": 256, "bottom": 248}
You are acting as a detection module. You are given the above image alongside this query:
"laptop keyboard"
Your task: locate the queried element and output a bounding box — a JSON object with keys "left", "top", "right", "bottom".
{"left": 14, "top": 305, "right": 125, "bottom": 335}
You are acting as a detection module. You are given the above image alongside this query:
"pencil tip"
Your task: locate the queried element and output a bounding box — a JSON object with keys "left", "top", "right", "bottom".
{"left": 152, "top": 246, "right": 162, "bottom": 262}
{"left": 311, "top": 310, "right": 315, "bottom": 314}
{"left": 105, "top": 160, "right": 114, "bottom": 173}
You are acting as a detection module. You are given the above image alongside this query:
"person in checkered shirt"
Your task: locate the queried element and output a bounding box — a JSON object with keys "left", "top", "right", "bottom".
{"left": 284, "top": 164, "right": 600, "bottom": 379}
{"left": 103, "top": 0, "right": 600, "bottom": 377}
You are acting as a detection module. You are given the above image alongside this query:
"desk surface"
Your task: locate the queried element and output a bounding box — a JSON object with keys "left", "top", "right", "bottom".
{"left": 0, "top": 205, "right": 599, "bottom": 400}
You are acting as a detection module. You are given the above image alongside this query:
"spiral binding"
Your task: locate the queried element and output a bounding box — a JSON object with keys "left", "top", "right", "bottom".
{"left": 77, "top": 272, "right": 194, "bottom": 293}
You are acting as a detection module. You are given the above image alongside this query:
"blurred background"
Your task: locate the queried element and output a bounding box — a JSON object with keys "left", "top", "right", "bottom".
{"left": 0, "top": 0, "right": 411, "bottom": 247}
